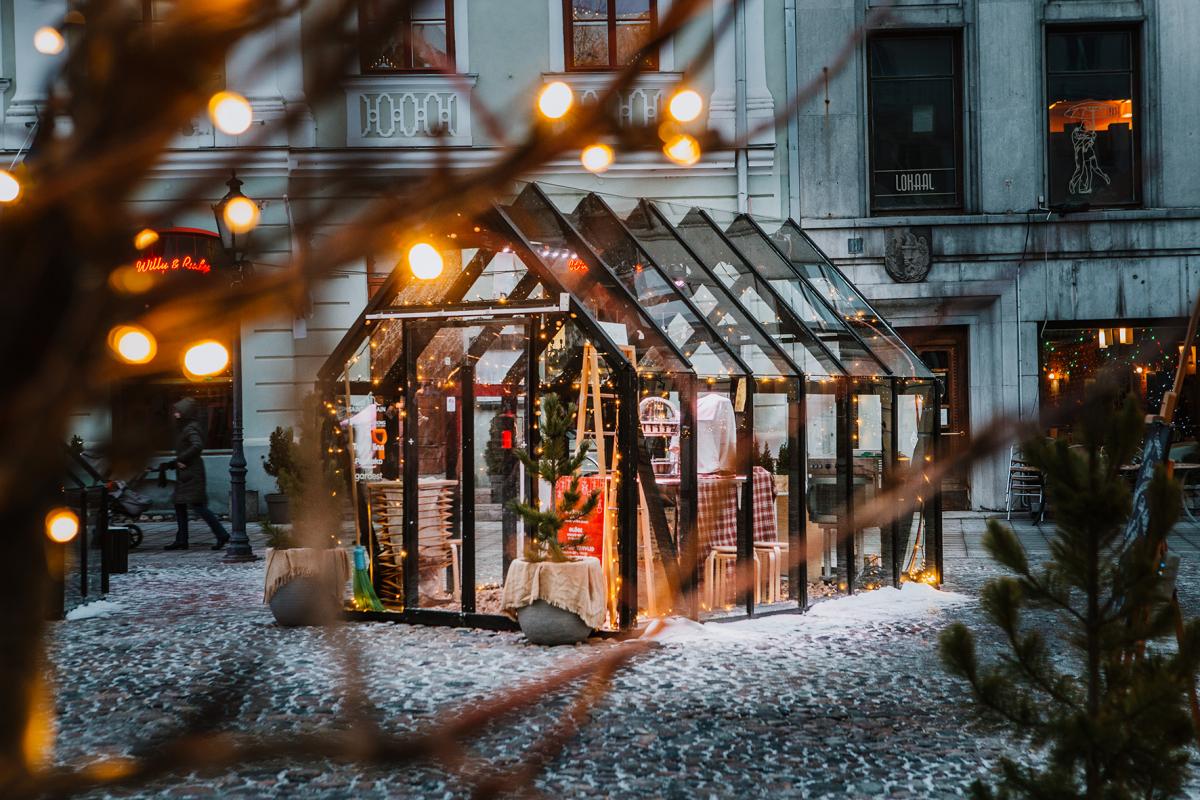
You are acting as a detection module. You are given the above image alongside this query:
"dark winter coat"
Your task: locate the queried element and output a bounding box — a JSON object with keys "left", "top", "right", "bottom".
{"left": 172, "top": 397, "right": 208, "bottom": 505}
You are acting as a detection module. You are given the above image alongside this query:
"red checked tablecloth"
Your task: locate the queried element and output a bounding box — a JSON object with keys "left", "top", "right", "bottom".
{"left": 697, "top": 466, "right": 777, "bottom": 551}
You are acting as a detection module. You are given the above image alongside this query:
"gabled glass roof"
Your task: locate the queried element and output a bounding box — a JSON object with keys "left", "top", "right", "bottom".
{"left": 622, "top": 199, "right": 804, "bottom": 381}
{"left": 320, "top": 183, "right": 921, "bottom": 389}
{"left": 722, "top": 216, "right": 886, "bottom": 377}
{"left": 569, "top": 193, "right": 746, "bottom": 380}
{"left": 671, "top": 208, "right": 848, "bottom": 378}
{"left": 770, "top": 220, "right": 933, "bottom": 379}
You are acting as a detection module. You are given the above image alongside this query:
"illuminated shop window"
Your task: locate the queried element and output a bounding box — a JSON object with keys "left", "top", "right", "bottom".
{"left": 1047, "top": 27, "right": 1140, "bottom": 207}
{"left": 867, "top": 31, "right": 963, "bottom": 213}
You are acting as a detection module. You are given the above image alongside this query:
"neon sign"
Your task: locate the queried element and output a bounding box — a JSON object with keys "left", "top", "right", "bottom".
{"left": 134, "top": 255, "right": 213, "bottom": 274}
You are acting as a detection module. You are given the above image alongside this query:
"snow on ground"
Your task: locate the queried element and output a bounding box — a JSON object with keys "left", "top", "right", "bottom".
{"left": 645, "top": 583, "right": 973, "bottom": 644}
{"left": 65, "top": 600, "right": 124, "bottom": 621}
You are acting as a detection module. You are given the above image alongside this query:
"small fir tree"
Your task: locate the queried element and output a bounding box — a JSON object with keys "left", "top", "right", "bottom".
{"left": 940, "top": 395, "right": 1200, "bottom": 799}
{"left": 508, "top": 393, "right": 601, "bottom": 563}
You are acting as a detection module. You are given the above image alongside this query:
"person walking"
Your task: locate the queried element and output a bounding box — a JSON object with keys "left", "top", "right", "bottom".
{"left": 164, "top": 397, "right": 230, "bottom": 551}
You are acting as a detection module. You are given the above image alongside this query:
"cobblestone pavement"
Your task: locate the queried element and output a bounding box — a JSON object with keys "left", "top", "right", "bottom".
{"left": 48, "top": 513, "right": 1200, "bottom": 799}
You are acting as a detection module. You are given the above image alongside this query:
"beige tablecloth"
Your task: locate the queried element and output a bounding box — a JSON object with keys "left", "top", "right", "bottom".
{"left": 263, "top": 547, "right": 352, "bottom": 604}
{"left": 501, "top": 556, "right": 606, "bottom": 630}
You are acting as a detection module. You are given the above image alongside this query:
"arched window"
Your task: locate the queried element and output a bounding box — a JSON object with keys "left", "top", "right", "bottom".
{"left": 565, "top": 0, "right": 657, "bottom": 71}
{"left": 360, "top": 0, "right": 454, "bottom": 73}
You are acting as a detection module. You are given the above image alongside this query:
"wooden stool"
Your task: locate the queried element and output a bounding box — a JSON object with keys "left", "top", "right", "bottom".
{"left": 447, "top": 539, "right": 462, "bottom": 601}
{"left": 703, "top": 545, "right": 762, "bottom": 609}
{"left": 754, "top": 540, "right": 790, "bottom": 604}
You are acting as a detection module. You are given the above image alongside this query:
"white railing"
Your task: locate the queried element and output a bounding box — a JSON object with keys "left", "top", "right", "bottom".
{"left": 544, "top": 72, "right": 683, "bottom": 130}
{"left": 345, "top": 75, "right": 476, "bottom": 147}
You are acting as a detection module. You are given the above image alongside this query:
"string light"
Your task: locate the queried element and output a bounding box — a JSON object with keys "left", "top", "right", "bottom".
{"left": 537, "top": 81, "right": 573, "bottom": 120}
{"left": 183, "top": 340, "right": 230, "bottom": 377}
{"left": 45, "top": 508, "right": 79, "bottom": 543}
{"left": 108, "top": 325, "right": 157, "bottom": 365}
{"left": 0, "top": 170, "right": 21, "bottom": 204}
{"left": 667, "top": 88, "right": 703, "bottom": 122}
{"left": 580, "top": 143, "right": 614, "bottom": 174}
{"left": 133, "top": 228, "right": 159, "bottom": 250}
{"left": 409, "top": 242, "right": 443, "bottom": 280}
{"left": 663, "top": 134, "right": 701, "bottom": 166}
{"left": 208, "top": 91, "right": 253, "bottom": 136}
{"left": 33, "top": 27, "right": 64, "bottom": 55}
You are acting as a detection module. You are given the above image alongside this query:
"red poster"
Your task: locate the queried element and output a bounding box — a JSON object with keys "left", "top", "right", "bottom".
{"left": 554, "top": 475, "right": 607, "bottom": 559}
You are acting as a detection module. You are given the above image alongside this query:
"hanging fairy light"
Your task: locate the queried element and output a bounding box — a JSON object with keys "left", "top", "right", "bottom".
{"left": 33, "top": 27, "right": 65, "bottom": 55}
{"left": 45, "top": 508, "right": 79, "bottom": 543}
{"left": 208, "top": 91, "right": 253, "bottom": 135}
{"left": 183, "top": 340, "right": 230, "bottom": 377}
{"left": 408, "top": 242, "right": 444, "bottom": 280}
{"left": 133, "top": 228, "right": 159, "bottom": 250}
{"left": 537, "top": 81, "right": 573, "bottom": 120}
{"left": 667, "top": 88, "right": 704, "bottom": 123}
{"left": 580, "top": 143, "right": 614, "bottom": 174}
{"left": 0, "top": 170, "right": 21, "bottom": 204}
{"left": 663, "top": 134, "right": 701, "bottom": 166}
{"left": 108, "top": 325, "right": 157, "bottom": 365}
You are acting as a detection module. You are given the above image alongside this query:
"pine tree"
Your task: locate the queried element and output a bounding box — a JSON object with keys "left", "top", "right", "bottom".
{"left": 940, "top": 396, "right": 1200, "bottom": 799}
{"left": 509, "top": 393, "right": 601, "bottom": 563}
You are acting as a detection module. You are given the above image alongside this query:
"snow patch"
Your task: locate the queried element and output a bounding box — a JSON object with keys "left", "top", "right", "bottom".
{"left": 642, "top": 583, "right": 973, "bottom": 644}
{"left": 66, "top": 600, "right": 123, "bottom": 621}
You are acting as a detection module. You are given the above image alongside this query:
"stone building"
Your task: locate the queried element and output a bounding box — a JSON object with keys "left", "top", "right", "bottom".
{"left": 3, "top": 0, "right": 1197, "bottom": 510}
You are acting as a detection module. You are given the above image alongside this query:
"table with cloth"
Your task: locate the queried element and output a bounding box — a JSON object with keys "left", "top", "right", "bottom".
{"left": 697, "top": 466, "right": 779, "bottom": 550}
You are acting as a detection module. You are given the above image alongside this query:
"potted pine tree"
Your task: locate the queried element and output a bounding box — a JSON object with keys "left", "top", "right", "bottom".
{"left": 261, "top": 426, "right": 298, "bottom": 524}
{"left": 501, "top": 393, "right": 605, "bottom": 645}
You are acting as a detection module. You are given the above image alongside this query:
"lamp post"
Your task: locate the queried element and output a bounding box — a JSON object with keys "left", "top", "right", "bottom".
{"left": 213, "top": 173, "right": 257, "bottom": 563}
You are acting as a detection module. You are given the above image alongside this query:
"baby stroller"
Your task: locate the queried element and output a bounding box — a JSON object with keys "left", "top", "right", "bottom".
{"left": 103, "top": 474, "right": 151, "bottom": 548}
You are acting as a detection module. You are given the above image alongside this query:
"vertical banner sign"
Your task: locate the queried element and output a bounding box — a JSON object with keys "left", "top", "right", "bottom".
{"left": 554, "top": 475, "right": 606, "bottom": 558}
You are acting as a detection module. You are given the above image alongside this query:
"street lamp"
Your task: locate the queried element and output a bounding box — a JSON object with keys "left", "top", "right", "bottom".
{"left": 212, "top": 172, "right": 257, "bottom": 563}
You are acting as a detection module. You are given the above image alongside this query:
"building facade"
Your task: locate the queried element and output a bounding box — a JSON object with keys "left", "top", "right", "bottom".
{"left": 3, "top": 0, "right": 1198, "bottom": 510}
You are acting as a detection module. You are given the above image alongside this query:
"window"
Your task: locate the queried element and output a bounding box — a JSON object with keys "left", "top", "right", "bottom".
{"left": 565, "top": 1, "right": 657, "bottom": 71}
{"left": 867, "top": 32, "right": 963, "bottom": 213}
{"left": 112, "top": 379, "right": 233, "bottom": 453}
{"left": 361, "top": 0, "right": 453, "bottom": 73}
{"left": 1046, "top": 27, "right": 1139, "bottom": 207}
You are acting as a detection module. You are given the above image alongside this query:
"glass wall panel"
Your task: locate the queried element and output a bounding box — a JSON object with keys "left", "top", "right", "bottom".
{"left": 804, "top": 379, "right": 845, "bottom": 600}
{"left": 896, "top": 380, "right": 939, "bottom": 583}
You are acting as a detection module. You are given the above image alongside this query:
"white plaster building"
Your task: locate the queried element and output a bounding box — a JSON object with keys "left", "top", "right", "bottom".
{"left": 3, "top": 0, "right": 1198, "bottom": 510}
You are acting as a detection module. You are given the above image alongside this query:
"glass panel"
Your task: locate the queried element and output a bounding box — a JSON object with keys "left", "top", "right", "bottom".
{"left": 361, "top": 0, "right": 448, "bottom": 71}
{"left": 412, "top": 323, "right": 468, "bottom": 609}
{"left": 625, "top": 201, "right": 799, "bottom": 380}
{"left": 850, "top": 380, "right": 893, "bottom": 590}
{"left": 896, "top": 381, "right": 938, "bottom": 583}
{"left": 772, "top": 221, "right": 931, "bottom": 378}
{"left": 804, "top": 380, "right": 845, "bottom": 600}
{"left": 471, "top": 323, "right": 527, "bottom": 616}
{"left": 671, "top": 208, "right": 847, "bottom": 378}
{"left": 615, "top": 20, "right": 653, "bottom": 67}
{"left": 570, "top": 194, "right": 745, "bottom": 381}
{"left": 723, "top": 217, "right": 883, "bottom": 376}
{"left": 751, "top": 383, "right": 801, "bottom": 609}
{"left": 1047, "top": 29, "right": 1137, "bottom": 206}
{"left": 572, "top": 0, "right": 610, "bottom": 68}
{"left": 410, "top": 21, "right": 449, "bottom": 69}
{"left": 869, "top": 35, "right": 960, "bottom": 211}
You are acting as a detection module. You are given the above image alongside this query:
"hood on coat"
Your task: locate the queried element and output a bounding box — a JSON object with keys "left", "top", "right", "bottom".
{"left": 173, "top": 397, "right": 200, "bottom": 423}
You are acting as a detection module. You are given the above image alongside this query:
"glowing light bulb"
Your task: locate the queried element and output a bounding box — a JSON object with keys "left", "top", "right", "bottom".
{"left": 223, "top": 196, "right": 259, "bottom": 234}
{"left": 183, "top": 340, "right": 230, "bottom": 377}
{"left": 133, "top": 228, "right": 159, "bottom": 250}
{"left": 208, "top": 91, "right": 253, "bottom": 135}
{"left": 668, "top": 88, "right": 704, "bottom": 122}
{"left": 0, "top": 170, "right": 20, "bottom": 203}
{"left": 45, "top": 508, "right": 79, "bottom": 543}
{"left": 33, "top": 27, "right": 64, "bottom": 55}
{"left": 663, "top": 134, "right": 701, "bottom": 166}
{"left": 580, "top": 143, "right": 614, "bottom": 174}
{"left": 537, "top": 81, "right": 573, "bottom": 120}
{"left": 108, "top": 325, "right": 157, "bottom": 365}
{"left": 408, "top": 242, "right": 444, "bottom": 280}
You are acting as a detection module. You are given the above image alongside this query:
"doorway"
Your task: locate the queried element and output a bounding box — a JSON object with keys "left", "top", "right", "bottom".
{"left": 897, "top": 325, "right": 970, "bottom": 509}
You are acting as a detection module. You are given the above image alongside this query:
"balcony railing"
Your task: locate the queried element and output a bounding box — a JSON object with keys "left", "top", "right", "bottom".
{"left": 345, "top": 75, "right": 476, "bottom": 147}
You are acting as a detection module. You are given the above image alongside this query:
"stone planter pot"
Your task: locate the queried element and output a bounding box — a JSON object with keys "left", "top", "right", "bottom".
{"left": 268, "top": 575, "right": 338, "bottom": 627}
{"left": 515, "top": 600, "right": 591, "bottom": 645}
{"left": 264, "top": 547, "right": 351, "bottom": 627}
{"left": 265, "top": 493, "right": 290, "bottom": 524}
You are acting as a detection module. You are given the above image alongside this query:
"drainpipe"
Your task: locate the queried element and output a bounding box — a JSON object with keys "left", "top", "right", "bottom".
{"left": 734, "top": 0, "right": 749, "bottom": 213}
{"left": 783, "top": 0, "right": 800, "bottom": 219}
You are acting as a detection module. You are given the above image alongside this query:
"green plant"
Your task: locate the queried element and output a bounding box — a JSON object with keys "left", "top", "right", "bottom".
{"left": 939, "top": 396, "right": 1200, "bottom": 799}
{"left": 262, "top": 426, "right": 301, "bottom": 497}
{"left": 508, "top": 393, "right": 601, "bottom": 563}
{"left": 751, "top": 440, "right": 776, "bottom": 474}
{"left": 777, "top": 439, "right": 791, "bottom": 472}
{"left": 261, "top": 519, "right": 293, "bottom": 550}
